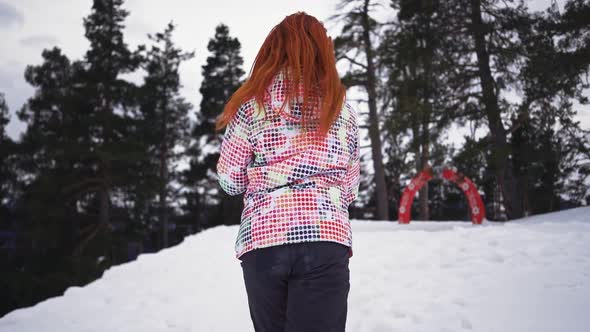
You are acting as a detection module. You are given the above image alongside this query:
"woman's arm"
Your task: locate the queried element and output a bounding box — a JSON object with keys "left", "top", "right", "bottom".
{"left": 216, "top": 103, "right": 253, "bottom": 196}
{"left": 343, "top": 105, "right": 360, "bottom": 206}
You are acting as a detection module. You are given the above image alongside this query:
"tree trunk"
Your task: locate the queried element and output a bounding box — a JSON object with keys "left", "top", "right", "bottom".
{"left": 468, "top": 0, "right": 523, "bottom": 219}
{"left": 160, "top": 151, "right": 169, "bottom": 249}
{"left": 419, "top": 18, "right": 434, "bottom": 222}
{"left": 411, "top": 116, "right": 430, "bottom": 221}
{"left": 160, "top": 103, "right": 170, "bottom": 249}
{"left": 362, "top": 0, "right": 389, "bottom": 220}
{"left": 418, "top": 134, "right": 430, "bottom": 220}
{"left": 99, "top": 115, "right": 111, "bottom": 233}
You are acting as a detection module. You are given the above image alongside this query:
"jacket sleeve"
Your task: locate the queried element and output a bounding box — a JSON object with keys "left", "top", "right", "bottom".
{"left": 343, "top": 104, "right": 360, "bottom": 206}
{"left": 216, "top": 103, "right": 253, "bottom": 196}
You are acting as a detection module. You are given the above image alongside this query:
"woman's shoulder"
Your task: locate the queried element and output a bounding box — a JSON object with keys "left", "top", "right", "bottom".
{"left": 238, "top": 97, "right": 257, "bottom": 113}
{"left": 340, "top": 99, "right": 359, "bottom": 126}
{"left": 234, "top": 97, "right": 263, "bottom": 123}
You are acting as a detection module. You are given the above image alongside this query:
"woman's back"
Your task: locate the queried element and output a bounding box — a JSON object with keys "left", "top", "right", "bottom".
{"left": 216, "top": 12, "right": 356, "bottom": 332}
{"left": 217, "top": 69, "right": 360, "bottom": 259}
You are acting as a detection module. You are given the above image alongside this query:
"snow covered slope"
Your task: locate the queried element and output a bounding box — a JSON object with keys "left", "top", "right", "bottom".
{"left": 1, "top": 207, "right": 589, "bottom": 332}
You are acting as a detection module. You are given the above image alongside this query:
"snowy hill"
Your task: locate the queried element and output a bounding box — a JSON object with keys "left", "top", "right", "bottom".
{"left": 1, "top": 207, "right": 589, "bottom": 332}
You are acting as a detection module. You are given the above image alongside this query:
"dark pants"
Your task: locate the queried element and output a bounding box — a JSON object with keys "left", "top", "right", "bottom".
{"left": 239, "top": 241, "right": 351, "bottom": 332}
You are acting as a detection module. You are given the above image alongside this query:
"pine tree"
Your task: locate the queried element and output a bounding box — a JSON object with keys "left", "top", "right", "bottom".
{"left": 13, "top": 48, "right": 109, "bottom": 311}
{"left": 184, "top": 23, "right": 245, "bottom": 228}
{"left": 403, "top": 0, "right": 539, "bottom": 219}
{"left": 381, "top": 0, "right": 454, "bottom": 220}
{"left": 438, "top": 0, "right": 590, "bottom": 218}
{"left": 0, "top": 92, "right": 8, "bottom": 140}
{"left": 77, "top": 0, "right": 143, "bottom": 256}
{"left": 461, "top": 0, "right": 535, "bottom": 219}
{"left": 16, "top": 0, "right": 145, "bottom": 263}
{"left": 16, "top": 48, "right": 86, "bottom": 250}
{"left": 331, "top": 0, "right": 390, "bottom": 220}
{"left": 507, "top": 0, "right": 590, "bottom": 214}
{"left": 399, "top": 0, "right": 437, "bottom": 220}
{"left": 0, "top": 92, "right": 14, "bottom": 206}
{"left": 139, "top": 22, "right": 194, "bottom": 248}
{"left": 376, "top": 0, "right": 479, "bottom": 220}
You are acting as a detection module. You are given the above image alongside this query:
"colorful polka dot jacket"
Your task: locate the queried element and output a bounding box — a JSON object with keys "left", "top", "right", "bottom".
{"left": 217, "top": 70, "right": 360, "bottom": 259}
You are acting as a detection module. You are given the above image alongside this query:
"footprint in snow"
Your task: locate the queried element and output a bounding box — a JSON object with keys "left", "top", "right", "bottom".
{"left": 452, "top": 298, "right": 467, "bottom": 307}
{"left": 460, "top": 317, "right": 473, "bottom": 330}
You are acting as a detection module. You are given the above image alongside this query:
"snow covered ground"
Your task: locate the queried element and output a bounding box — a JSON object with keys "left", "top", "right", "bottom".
{"left": 1, "top": 207, "right": 589, "bottom": 332}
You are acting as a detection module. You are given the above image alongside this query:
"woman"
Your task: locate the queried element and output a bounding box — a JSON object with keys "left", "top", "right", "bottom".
{"left": 216, "top": 11, "right": 360, "bottom": 332}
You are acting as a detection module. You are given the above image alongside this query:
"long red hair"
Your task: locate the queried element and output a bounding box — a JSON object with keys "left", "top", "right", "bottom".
{"left": 215, "top": 11, "right": 346, "bottom": 138}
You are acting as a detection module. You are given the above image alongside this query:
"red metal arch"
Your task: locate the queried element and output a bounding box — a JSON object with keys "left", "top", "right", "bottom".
{"left": 398, "top": 167, "right": 485, "bottom": 224}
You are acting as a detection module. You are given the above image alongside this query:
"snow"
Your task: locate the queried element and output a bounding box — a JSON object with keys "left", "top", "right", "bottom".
{"left": 1, "top": 207, "right": 589, "bottom": 332}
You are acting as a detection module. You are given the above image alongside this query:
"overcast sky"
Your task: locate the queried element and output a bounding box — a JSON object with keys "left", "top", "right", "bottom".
{"left": 0, "top": 0, "right": 341, "bottom": 140}
{"left": 1, "top": 0, "right": 588, "bottom": 144}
